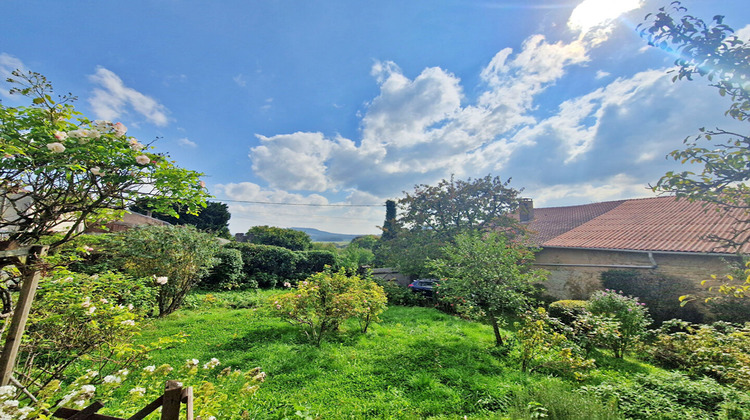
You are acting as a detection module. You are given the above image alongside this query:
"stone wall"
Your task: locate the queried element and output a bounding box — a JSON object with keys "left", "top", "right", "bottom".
{"left": 534, "top": 247, "right": 741, "bottom": 300}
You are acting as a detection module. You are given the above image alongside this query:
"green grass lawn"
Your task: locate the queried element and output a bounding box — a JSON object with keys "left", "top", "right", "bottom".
{"left": 127, "top": 291, "right": 638, "bottom": 419}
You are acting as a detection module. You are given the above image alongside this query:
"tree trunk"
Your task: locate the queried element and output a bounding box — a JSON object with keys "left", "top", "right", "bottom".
{"left": 488, "top": 310, "right": 503, "bottom": 346}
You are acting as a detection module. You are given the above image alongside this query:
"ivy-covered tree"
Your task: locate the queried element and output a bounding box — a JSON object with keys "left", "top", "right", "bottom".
{"left": 0, "top": 71, "right": 209, "bottom": 250}
{"left": 639, "top": 3, "right": 749, "bottom": 252}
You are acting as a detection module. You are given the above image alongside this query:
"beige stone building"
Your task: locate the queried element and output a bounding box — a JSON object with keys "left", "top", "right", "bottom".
{"left": 521, "top": 197, "right": 749, "bottom": 300}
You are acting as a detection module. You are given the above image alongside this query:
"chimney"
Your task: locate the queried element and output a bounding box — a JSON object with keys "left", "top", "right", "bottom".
{"left": 519, "top": 198, "right": 534, "bottom": 223}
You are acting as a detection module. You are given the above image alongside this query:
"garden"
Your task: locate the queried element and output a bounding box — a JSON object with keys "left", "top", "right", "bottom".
{"left": 2, "top": 4, "right": 750, "bottom": 419}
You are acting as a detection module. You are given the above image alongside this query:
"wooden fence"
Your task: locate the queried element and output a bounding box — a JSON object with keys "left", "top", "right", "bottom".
{"left": 52, "top": 380, "right": 194, "bottom": 420}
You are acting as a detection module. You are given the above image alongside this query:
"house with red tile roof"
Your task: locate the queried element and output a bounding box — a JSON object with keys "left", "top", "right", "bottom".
{"left": 521, "top": 196, "right": 748, "bottom": 300}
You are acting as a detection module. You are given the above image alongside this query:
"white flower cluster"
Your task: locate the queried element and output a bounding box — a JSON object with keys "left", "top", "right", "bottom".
{"left": 185, "top": 358, "right": 200, "bottom": 369}
{"left": 155, "top": 276, "right": 168, "bottom": 285}
{"left": 102, "top": 369, "right": 129, "bottom": 385}
{"left": 44, "top": 121, "right": 153, "bottom": 170}
{"left": 203, "top": 358, "right": 220, "bottom": 369}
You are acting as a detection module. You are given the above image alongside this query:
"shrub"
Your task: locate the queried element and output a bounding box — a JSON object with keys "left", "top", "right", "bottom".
{"left": 269, "top": 268, "right": 387, "bottom": 345}
{"left": 645, "top": 320, "right": 750, "bottom": 390}
{"left": 1, "top": 359, "right": 267, "bottom": 419}
{"left": 338, "top": 244, "right": 375, "bottom": 273}
{"left": 515, "top": 308, "right": 595, "bottom": 378}
{"left": 113, "top": 225, "right": 220, "bottom": 316}
{"left": 202, "top": 247, "right": 246, "bottom": 290}
{"left": 295, "top": 250, "right": 338, "bottom": 280}
{"left": 229, "top": 243, "right": 296, "bottom": 288}
{"left": 15, "top": 270, "right": 150, "bottom": 396}
{"left": 580, "top": 371, "right": 750, "bottom": 419}
{"left": 548, "top": 300, "right": 588, "bottom": 325}
{"left": 601, "top": 270, "right": 703, "bottom": 325}
{"left": 505, "top": 380, "right": 620, "bottom": 420}
{"left": 587, "top": 290, "right": 651, "bottom": 358}
{"left": 247, "top": 225, "right": 312, "bottom": 250}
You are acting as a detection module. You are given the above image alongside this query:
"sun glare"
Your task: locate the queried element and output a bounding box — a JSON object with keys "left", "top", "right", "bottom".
{"left": 568, "top": 0, "right": 642, "bottom": 35}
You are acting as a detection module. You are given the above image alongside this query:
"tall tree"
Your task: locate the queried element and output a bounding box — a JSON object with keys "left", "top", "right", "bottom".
{"left": 399, "top": 174, "right": 522, "bottom": 238}
{"left": 379, "top": 175, "right": 523, "bottom": 277}
{"left": 131, "top": 200, "right": 231, "bottom": 238}
{"left": 639, "top": 3, "right": 749, "bottom": 252}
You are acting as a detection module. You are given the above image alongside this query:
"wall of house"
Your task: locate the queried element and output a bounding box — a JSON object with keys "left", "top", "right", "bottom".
{"left": 534, "top": 247, "right": 740, "bottom": 300}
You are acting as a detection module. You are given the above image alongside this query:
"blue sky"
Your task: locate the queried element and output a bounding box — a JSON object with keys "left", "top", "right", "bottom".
{"left": 2, "top": 0, "right": 749, "bottom": 235}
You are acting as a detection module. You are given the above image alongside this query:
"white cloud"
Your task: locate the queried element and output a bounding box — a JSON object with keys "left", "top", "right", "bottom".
{"left": 233, "top": 74, "right": 247, "bottom": 87}
{"left": 251, "top": 132, "right": 335, "bottom": 192}
{"left": 736, "top": 24, "right": 750, "bottom": 42}
{"left": 88, "top": 67, "right": 170, "bottom": 126}
{"left": 531, "top": 174, "right": 655, "bottom": 207}
{"left": 595, "top": 70, "right": 610, "bottom": 79}
{"left": 0, "top": 53, "right": 26, "bottom": 99}
{"left": 177, "top": 137, "right": 197, "bottom": 148}
{"left": 250, "top": 35, "right": 592, "bottom": 199}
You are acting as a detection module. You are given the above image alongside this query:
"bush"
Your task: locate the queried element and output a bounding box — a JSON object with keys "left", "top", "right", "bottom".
{"left": 548, "top": 300, "right": 589, "bottom": 325}
{"left": 229, "top": 243, "right": 296, "bottom": 288}
{"left": 505, "top": 379, "right": 620, "bottom": 420}
{"left": 580, "top": 371, "right": 750, "bottom": 419}
{"left": 269, "top": 268, "right": 387, "bottom": 345}
{"left": 1, "top": 359, "right": 267, "bottom": 419}
{"left": 600, "top": 270, "right": 703, "bottom": 325}
{"left": 587, "top": 290, "right": 651, "bottom": 358}
{"left": 202, "top": 247, "right": 246, "bottom": 290}
{"left": 295, "top": 250, "right": 338, "bottom": 280}
{"left": 247, "top": 225, "right": 312, "bottom": 250}
{"left": 114, "top": 225, "right": 221, "bottom": 316}
{"left": 16, "top": 270, "right": 147, "bottom": 396}
{"left": 645, "top": 320, "right": 750, "bottom": 390}
{"left": 515, "top": 308, "right": 595, "bottom": 378}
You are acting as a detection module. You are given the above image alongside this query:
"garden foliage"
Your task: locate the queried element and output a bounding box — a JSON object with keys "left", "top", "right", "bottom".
{"left": 587, "top": 290, "right": 651, "bottom": 358}
{"left": 270, "top": 268, "right": 387, "bottom": 344}
{"left": 645, "top": 319, "right": 750, "bottom": 390}
{"left": 0, "top": 358, "right": 266, "bottom": 419}
{"left": 113, "top": 225, "right": 220, "bottom": 316}
{"left": 600, "top": 269, "right": 702, "bottom": 324}
{"left": 515, "top": 308, "right": 595, "bottom": 378}
{"left": 0, "top": 71, "right": 209, "bottom": 249}
{"left": 15, "top": 269, "right": 157, "bottom": 397}
{"left": 429, "top": 232, "right": 546, "bottom": 346}
{"left": 202, "top": 247, "right": 245, "bottom": 290}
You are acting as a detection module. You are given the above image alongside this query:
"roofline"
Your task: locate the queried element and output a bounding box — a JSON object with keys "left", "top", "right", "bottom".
{"left": 539, "top": 245, "right": 746, "bottom": 258}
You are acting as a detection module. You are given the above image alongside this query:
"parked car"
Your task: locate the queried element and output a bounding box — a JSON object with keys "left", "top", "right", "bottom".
{"left": 407, "top": 279, "right": 437, "bottom": 296}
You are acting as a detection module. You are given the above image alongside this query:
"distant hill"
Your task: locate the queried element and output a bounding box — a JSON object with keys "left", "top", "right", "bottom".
{"left": 291, "top": 227, "right": 363, "bottom": 243}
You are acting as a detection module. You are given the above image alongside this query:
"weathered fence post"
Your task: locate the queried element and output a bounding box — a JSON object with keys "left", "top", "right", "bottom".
{"left": 0, "top": 245, "right": 48, "bottom": 386}
{"left": 161, "top": 380, "right": 183, "bottom": 420}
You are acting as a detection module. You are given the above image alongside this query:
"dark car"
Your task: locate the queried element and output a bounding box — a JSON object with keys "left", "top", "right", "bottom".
{"left": 407, "top": 279, "right": 437, "bottom": 296}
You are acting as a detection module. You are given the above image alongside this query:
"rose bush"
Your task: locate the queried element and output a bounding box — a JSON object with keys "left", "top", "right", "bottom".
{"left": 0, "top": 71, "right": 209, "bottom": 249}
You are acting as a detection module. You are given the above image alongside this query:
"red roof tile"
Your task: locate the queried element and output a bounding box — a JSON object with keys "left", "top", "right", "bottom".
{"left": 532, "top": 197, "right": 749, "bottom": 255}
